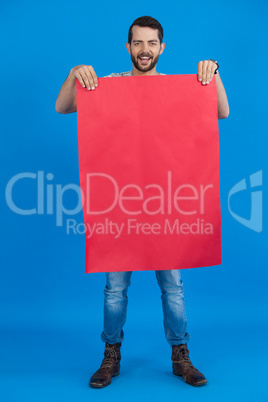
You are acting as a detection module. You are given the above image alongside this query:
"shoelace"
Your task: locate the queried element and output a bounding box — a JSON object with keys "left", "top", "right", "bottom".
{"left": 174, "top": 346, "right": 196, "bottom": 369}
{"left": 100, "top": 346, "right": 119, "bottom": 370}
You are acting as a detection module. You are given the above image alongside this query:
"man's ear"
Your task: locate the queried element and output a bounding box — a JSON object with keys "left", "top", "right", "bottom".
{"left": 159, "top": 43, "right": 165, "bottom": 55}
{"left": 125, "top": 43, "right": 131, "bottom": 55}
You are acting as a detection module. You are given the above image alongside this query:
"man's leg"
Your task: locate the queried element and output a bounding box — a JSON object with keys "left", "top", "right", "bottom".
{"left": 155, "top": 269, "right": 190, "bottom": 346}
{"left": 90, "top": 270, "right": 132, "bottom": 388}
{"left": 155, "top": 269, "right": 207, "bottom": 386}
{"left": 101, "top": 270, "right": 133, "bottom": 344}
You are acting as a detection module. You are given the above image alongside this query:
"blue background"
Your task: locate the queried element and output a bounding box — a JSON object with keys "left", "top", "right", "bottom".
{"left": 1, "top": 0, "right": 267, "bottom": 401}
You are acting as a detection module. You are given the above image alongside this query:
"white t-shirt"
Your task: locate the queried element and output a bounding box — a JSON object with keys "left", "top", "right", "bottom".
{"left": 105, "top": 71, "right": 165, "bottom": 77}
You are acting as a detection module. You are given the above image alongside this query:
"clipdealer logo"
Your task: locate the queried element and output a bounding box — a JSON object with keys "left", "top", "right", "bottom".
{"left": 228, "top": 170, "right": 263, "bottom": 233}
{"left": 5, "top": 170, "right": 263, "bottom": 235}
{"left": 4, "top": 171, "right": 215, "bottom": 238}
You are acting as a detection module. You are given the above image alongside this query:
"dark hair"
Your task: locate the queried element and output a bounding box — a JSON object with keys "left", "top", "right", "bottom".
{"left": 128, "top": 16, "right": 164, "bottom": 44}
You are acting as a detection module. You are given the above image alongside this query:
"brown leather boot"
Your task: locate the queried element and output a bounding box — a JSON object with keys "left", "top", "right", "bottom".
{"left": 89, "top": 342, "right": 122, "bottom": 388}
{"left": 171, "top": 343, "right": 207, "bottom": 386}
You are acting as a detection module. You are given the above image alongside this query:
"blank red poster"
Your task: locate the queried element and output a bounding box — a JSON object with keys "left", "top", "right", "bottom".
{"left": 76, "top": 74, "right": 221, "bottom": 274}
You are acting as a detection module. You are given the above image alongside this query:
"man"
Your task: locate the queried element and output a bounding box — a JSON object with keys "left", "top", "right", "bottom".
{"left": 55, "top": 16, "right": 229, "bottom": 389}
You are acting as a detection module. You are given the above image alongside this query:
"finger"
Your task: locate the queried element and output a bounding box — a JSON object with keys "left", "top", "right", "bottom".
{"left": 202, "top": 60, "right": 208, "bottom": 85}
{"left": 84, "top": 66, "right": 97, "bottom": 90}
{"left": 73, "top": 70, "right": 86, "bottom": 88}
{"left": 197, "top": 61, "right": 203, "bottom": 82}
{"left": 208, "top": 61, "right": 214, "bottom": 83}
{"left": 205, "top": 60, "right": 212, "bottom": 84}
{"left": 81, "top": 67, "right": 95, "bottom": 90}
{"left": 88, "top": 66, "right": 98, "bottom": 87}
{"left": 75, "top": 68, "right": 90, "bottom": 89}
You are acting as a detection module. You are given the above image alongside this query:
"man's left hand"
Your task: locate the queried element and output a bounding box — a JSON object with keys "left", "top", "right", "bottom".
{"left": 198, "top": 60, "right": 217, "bottom": 85}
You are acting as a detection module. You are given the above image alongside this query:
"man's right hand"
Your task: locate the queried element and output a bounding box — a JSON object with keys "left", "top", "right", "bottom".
{"left": 71, "top": 65, "right": 98, "bottom": 91}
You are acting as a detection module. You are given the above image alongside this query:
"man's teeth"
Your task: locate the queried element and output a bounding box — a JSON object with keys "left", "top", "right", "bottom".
{"left": 140, "top": 57, "right": 150, "bottom": 60}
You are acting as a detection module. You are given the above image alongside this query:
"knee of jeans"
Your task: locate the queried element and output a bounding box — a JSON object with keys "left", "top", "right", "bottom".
{"left": 105, "top": 272, "right": 131, "bottom": 291}
{"left": 104, "top": 282, "right": 130, "bottom": 296}
{"left": 155, "top": 270, "right": 183, "bottom": 290}
{"left": 159, "top": 280, "right": 185, "bottom": 294}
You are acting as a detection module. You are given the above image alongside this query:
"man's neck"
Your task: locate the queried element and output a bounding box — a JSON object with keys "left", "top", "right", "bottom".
{"left": 131, "top": 66, "right": 160, "bottom": 76}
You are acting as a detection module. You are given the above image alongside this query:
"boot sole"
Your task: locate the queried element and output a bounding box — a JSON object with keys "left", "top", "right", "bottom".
{"left": 173, "top": 370, "right": 207, "bottom": 387}
{"left": 89, "top": 371, "right": 120, "bottom": 389}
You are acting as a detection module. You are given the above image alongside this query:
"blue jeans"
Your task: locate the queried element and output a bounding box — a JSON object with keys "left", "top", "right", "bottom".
{"left": 100, "top": 269, "right": 190, "bottom": 347}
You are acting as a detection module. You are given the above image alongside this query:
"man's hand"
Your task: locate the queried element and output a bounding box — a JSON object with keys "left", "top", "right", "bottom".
{"left": 197, "top": 60, "right": 217, "bottom": 85}
{"left": 55, "top": 64, "right": 99, "bottom": 114}
{"left": 197, "top": 59, "right": 229, "bottom": 118}
{"left": 71, "top": 65, "right": 98, "bottom": 90}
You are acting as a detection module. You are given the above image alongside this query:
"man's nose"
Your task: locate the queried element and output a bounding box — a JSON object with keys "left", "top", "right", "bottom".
{"left": 141, "top": 43, "right": 150, "bottom": 54}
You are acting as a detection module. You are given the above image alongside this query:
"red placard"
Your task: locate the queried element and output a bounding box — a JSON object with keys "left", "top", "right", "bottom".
{"left": 76, "top": 74, "right": 221, "bottom": 273}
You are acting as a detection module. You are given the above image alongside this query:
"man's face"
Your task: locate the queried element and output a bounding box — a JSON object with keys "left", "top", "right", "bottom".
{"left": 126, "top": 26, "right": 165, "bottom": 73}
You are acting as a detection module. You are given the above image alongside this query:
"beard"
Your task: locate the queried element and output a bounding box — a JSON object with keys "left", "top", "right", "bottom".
{"left": 130, "top": 51, "right": 160, "bottom": 73}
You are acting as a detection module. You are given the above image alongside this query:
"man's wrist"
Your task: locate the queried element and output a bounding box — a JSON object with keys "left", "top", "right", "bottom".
{"left": 208, "top": 59, "right": 219, "bottom": 74}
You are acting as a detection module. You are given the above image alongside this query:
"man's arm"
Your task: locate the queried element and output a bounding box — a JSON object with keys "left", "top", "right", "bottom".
{"left": 198, "top": 60, "right": 229, "bottom": 119}
{"left": 55, "top": 65, "right": 98, "bottom": 114}
{"left": 214, "top": 71, "right": 229, "bottom": 119}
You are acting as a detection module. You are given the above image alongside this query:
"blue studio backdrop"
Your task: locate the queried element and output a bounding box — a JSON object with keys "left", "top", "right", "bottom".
{"left": 0, "top": 1, "right": 267, "bottom": 401}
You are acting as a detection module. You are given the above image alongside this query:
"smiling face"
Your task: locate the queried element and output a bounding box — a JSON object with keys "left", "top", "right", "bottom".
{"left": 126, "top": 26, "right": 165, "bottom": 75}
